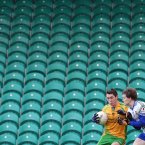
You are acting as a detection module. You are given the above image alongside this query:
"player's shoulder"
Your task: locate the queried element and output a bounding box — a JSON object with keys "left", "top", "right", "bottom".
{"left": 103, "top": 104, "right": 111, "bottom": 110}
{"left": 119, "top": 102, "right": 128, "bottom": 110}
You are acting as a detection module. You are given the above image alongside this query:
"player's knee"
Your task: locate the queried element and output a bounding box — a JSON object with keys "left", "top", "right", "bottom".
{"left": 111, "top": 142, "right": 120, "bottom": 145}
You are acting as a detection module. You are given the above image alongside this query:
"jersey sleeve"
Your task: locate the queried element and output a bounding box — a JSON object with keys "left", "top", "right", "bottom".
{"left": 128, "top": 102, "right": 142, "bottom": 120}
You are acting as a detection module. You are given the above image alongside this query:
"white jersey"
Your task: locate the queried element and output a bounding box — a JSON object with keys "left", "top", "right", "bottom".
{"left": 128, "top": 101, "right": 145, "bottom": 132}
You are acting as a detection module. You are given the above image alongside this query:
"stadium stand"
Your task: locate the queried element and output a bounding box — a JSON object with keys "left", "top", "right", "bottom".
{"left": 0, "top": 0, "right": 144, "bottom": 144}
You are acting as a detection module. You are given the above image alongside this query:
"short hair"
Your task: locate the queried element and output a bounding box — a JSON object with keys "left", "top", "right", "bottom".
{"left": 106, "top": 88, "right": 118, "bottom": 97}
{"left": 122, "top": 88, "right": 137, "bottom": 100}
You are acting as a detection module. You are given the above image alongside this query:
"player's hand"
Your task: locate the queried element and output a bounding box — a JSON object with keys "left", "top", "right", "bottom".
{"left": 92, "top": 113, "right": 100, "bottom": 123}
{"left": 126, "top": 112, "right": 132, "bottom": 121}
{"left": 117, "top": 109, "right": 126, "bottom": 116}
{"left": 118, "top": 117, "right": 128, "bottom": 126}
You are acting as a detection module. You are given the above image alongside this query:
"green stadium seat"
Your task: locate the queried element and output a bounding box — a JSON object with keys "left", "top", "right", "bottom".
{"left": 0, "top": 0, "right": 14, "bottom": 8}
{"left": 64, "top": 91, "right": 84, "bottom": 105}
{"left": 0, "top": 133, "right": 16, "bottom": 145}
{"left": 45, "top": 80, "right": 64, "bottom": 95}
{"left": 0, "top": 33, "right": 9, "bottom": 46}
{"left": 11, "top": 24, "right": 30, "bottom": 36}
{"left": 12, "top": 15, "right": 31, "bottom": 26}
{"left": 94, "top": 4, "right": 111, "bottom": 15}
{"left": 17, "top": 133, "right": 38, "bottom": 145}
{"left": 53, "top": 14, "right": 71, "bottom": 26}
{"left": 67, "top": 71, "right": 86, "bottom": 84}
{"left": 21, "top": 101, "right": 41, "bottom": 115}
{"left": 41, "top": 111, "right": 62, "bottom": 127}
{"left": 84, "top": 111, "right": 96, "bottom": 125}
{"left": 61, "top": 122, "right": 82, "bottom": 137}
{"left": 0, "top": 63, "right": 5, "bottom": 77}
{"left": 42, "top": 101, "right": 62, "bottom": 115}
{"left": 109, "top": 61, "right": 128, "bottom": 74}
{"left": 108, "top": 71, "right": 128, "bottom": 84}
{"left": 1, "top": 92, "right": 21, "bottom": 105}
{"left": 89, "top": 51, "right": 108, "bottom": 65}
{"left": 64, "top": 101, "right": 84, "bottom": 115}
{"left": 0, "top": 14, "right": 11, "bottom": 27}
{"left": 91, "top": 33, "right": 110, "bottom": 46}
{"left": 129, "top": 79, "right": 145, "bottom": 91}
{"left": 63, "top": 111, "right": 83, "bottom": 126}
{"left": 28, "top": 52, "right": 47, "bottom": 66}
{"left": 132, "top": 33, "right": 145, "bottom": 45}
{"left": 8, "top": 43, "right": 28, "bottom": 56}
{"left": 85, "top": 100, "right": 105, "bottom": 114}
{"left": 110, "top": 51, "right": 129, "bottom": 64}
{"left": 32, "top": 15, "right": 51, "bottom": 26}
{"left": 108, "top": 79, "right": 127, "bottom": 91}
{"left": 35, "top": 0, "right": 53, "bottom": 7}
{"left": 32, "top": 24, "right": 50, "bottom": 36}
{"left": 111, "top": 24, "right": 130, "bottom": 35}
{"left": 20, "top": 112, "right": 40, "bottom": 127}
{"left": 82, "top": 132, "right": 102, "bottom": 145}
{"left": 39, "top": 132, "right": 59, "bottom": 145}
{"left": 19, "top": 122, "right": 39, "bottom": 137}
{"left": 110, "top": 42, "right": 129, "bottom": 54}
{"left": 40, "top": 122, "right": 61, "bottom": 137}
{"left": 72, "top": 24, "right": 90, "bottom": 36}
{"left": 88, "top": 61, "right": 108, "bottom": 74}
{"left": 65, "top": 80, "right": 85, "bottom": 95}
{"left": 69, "top": 43, "right": 88, "bottom": 56}
{"left": 22, "top": 92, "right": 42, "bottom": 105}
{"left": 0, "top": 24, "right": 10, "bottom": 36}
{"left": 132, "top": 13, "right": 145, "bottom": 26}
{"left": 87, "top": 71, "right": 107, "bottom": 85}
{"left": 86, "top": 91, "right": 106, "bottom": 104}
{"left": 92, "top": 24, "right": 110, "bottom": 36}
{"left": 137, "top": 90, "right": 145, "bottom": 101}
{"left": 7, "top": 52, "right": 27, "bottom": 66}
{"left": 0, "top": 53, "right": 6, "bottom": 67}
{"left": 29, "top": 43, "right": 48, "bottom": 55}
{"left": 30, "top": 33, "right": 49, "bottom": 45}
{"left": 0, "top": 122, "right": 17, "bottom": 137}
{"left": 112, "top": 4, "right": 131, "bottom": 16}
{"left": 92, "top": 14, "right": 110, "bottom": 27}
{"left": 54, "top": 6, "right": 72, "bottom": 17}
{"left": 49, "top": 43, "right": 68, "bottom": 56}
{"left": 72, "top": 15, "right": 91, "bottom": 27}
{"left": 14, "top": 6, "right": 32, "bottom": 17}
{"left": 94, "top": 0, "right": 112, "bottom": 6}
{"left": 60, "top": 132, "right": 81, "bottom": 145}
{"left": 34, "top": 6, "right": 52, "bottom": 17}
{"left": 130, "top": 50, "right": 145, "bottom": 64}
{"left": 54, "top": 0, "right": 73, "bottom": 8}
{"left": 75, "top": 0, "right": 92, "bottom": 6}
{"left": 133, "top": 0, "right": 145, "bottom": 5}
{"left": 130, "top": 61, "right": 145, "bottom": 72}
{"left": 74, "top": 6, "right": 91, "bottom": 16}
{"left": 112, "top": 0, "right": 131, "bottom": 6}
{"left": 0, "top": 101, "right": 20, "bottom": 116}
{"left": 90, "top": 42, "right": 109, "bottom": 56}
{"left": 26, "top": 62, "right": 46, "bottom": 76}
{"left": 112, "top": 13, "right": 130, "bottom": 26}
{"left": 10, "top": 33, "right": 29, "bottom": 46}
{"left": 16, "top": 0, "right": 33, "bottom": 7}
{"left": 132, "top": 24, "right": 145, "bottom": 36}
{"left": 3, "top": 82, "right": 23, "bottom": 95}
{"left": 24, "top": 81, "right": 43, "bottom": 95}
{"left": 0, "top": 112, "right": 19, "bottom": 127}
{"left": 83, "top": 122, "right": 103, "bottom": 136}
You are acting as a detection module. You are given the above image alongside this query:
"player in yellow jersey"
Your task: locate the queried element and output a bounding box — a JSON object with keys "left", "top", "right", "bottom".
{"left": 92, "top": 89, "right": 128, "bottom": 145}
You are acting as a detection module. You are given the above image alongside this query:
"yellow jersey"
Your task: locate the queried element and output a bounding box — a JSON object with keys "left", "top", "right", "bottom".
{"left": 102, "top": 101, "right": 128, "bottom": 139}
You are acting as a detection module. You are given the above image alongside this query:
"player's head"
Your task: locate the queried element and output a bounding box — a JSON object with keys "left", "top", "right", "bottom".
{"left": 106, "top": 88, "right": 118, "bottom": 107}
{"left": 122, "top": 88, "right": 137, "bottom": 105}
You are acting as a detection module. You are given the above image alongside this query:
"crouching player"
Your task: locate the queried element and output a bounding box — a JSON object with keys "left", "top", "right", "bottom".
{"left": 118, "top": 88, "right": 145, "bottom": 145}
{"left": 92, "top": 89, "right": 128, "bottom": 145}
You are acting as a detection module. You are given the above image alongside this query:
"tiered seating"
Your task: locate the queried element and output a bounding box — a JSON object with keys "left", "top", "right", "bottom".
{"left": 0, "top": 0, "right": 145, "bottom": 145}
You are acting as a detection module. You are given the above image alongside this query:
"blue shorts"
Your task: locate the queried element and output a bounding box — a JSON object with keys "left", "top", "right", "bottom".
{"left": 138, "top": 133, "right": 145, "bottom": 141}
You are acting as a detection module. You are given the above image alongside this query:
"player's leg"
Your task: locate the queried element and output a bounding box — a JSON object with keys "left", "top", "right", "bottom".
{"left": 97, "top": 134, "right": 112, "bottom": 145}
{"left": 111, "top": 142, "right": 120, "bottom": 145}
{"left": 133, "top": 138, "right": 145, "bottom": 145}
{"left": 133, "top": 133, "right": 145, "bottom": 145}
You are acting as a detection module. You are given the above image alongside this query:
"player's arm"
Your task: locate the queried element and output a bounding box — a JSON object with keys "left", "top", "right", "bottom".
{"left": 129, "top": 115, "right": 145, "bottom": 128}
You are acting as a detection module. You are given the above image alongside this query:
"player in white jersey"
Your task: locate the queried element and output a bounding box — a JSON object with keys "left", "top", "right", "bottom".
{"left": 118, "top": 88, "right": 145, "bottom": 145}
